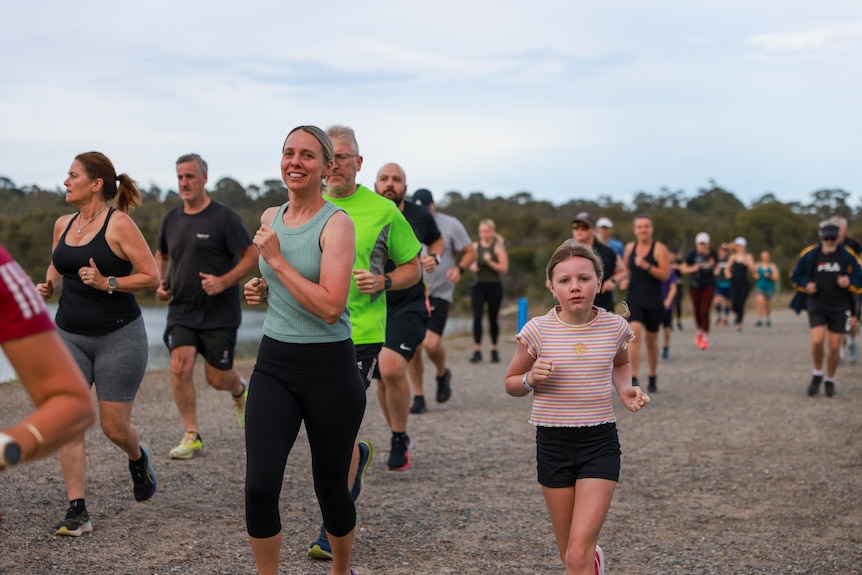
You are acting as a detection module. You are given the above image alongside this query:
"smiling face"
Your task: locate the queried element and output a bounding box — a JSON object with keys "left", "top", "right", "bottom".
{"left": 633, "top": 216, "right": 653, "bottom": 242}
{"left": 327, "top": 136, "right": 363, "bottom": 196}
{"left": 374, "top": 162, "right": 407, "bottom": 205}
{"left": 281, "top": 129, "right": 330, "bottom": 193}
{"left": 548, "top": 255, "right": 600, "bottom": 322}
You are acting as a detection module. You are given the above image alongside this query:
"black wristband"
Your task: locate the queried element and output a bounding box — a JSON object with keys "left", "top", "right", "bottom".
{"left": 457, "top": 265, "right": 465, "bottom": 274}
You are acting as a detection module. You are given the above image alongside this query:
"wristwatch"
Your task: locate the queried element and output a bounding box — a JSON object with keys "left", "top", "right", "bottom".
{"left": 384, "top": 275, "right": 392, "bottom": 290}
{"left": 431, "top": 253, "right": 442, "bottom": 265}
{"left": 107, "top": 276, "right": 117, "bottom": 294}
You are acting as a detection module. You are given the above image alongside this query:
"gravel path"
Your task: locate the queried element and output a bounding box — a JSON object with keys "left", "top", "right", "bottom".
{"left": 1, "top": 308, "right": 860, "bottom": 574}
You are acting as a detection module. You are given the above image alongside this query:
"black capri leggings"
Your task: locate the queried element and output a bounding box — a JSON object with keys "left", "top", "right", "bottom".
{"left": 471, "top": 280, "right": 503, "bottom": 346}
{"left": 245, "top": 336, "right": 366, "bottom": 539}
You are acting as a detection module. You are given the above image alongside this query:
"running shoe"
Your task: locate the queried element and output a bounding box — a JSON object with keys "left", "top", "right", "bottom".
{"left": 595, "top": 544, "right": 605, "bottom": 575}
{"left": 824, "top": 380, "right": 835, "bottom": 397}
{"left": 387, "top": 433, "right": 412, "bottom": 471}
{"left": 350, "top": 439, "right": 374, "bottom": 502}
{"left": 695, "top": 332, "right": 704, "bottom": 349}
{"left": 469, "top": 350, "right": 482, "bottom": 363}
{"left": 436, "top": 368, "right": 452, "bottom": 403}
{"left": 233, "top": 382, "right": 248, "bottom": 429}
{"left": 54, "top": 506, "right": 92, "bottom": 537}
{"left": 849, "top": 339, "right": 859, "bottom": 364}
{"left": 755, "top": 320, "right": 763, "bottom": 327}
{"left": 807, "top": 374, "right": 822, "bottom": 397}
{"left": 409, "top": 395, "right": 427, "bottom": 414}
{"left": 647, "top": 376, "right": 657, "bottom": 393}
{"left": 307, "top": 525, "right": 332, "bottom": 560}
{"left": 130, "top": 445, "right": 157, "bottom": 502}
{"left": 700, "top": 335, "right": 709, "bottom": 350}
{"left": 661, "top": 347, "right": 669, "bottom": 360}
{"left": 169, "top": 431, "right": 203, "bottom": 459}
{"left": 490, "top": 349, "right": 500, "bottom": 363}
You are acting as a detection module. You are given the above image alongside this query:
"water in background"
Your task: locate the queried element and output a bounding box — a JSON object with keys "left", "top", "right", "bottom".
{"left": 0, "top": 306, "right": 470, "bottom": 382}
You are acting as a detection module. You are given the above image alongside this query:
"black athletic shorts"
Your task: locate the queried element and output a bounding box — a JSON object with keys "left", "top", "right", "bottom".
{"left": 627, "top": 303, "right": 664, "bottom": 333}
{"left": 808, "top": 306, "right": 852, "bottom": 334}
{"left": 536, "top": 422, "right": 621, "bottom": 487}
{"left": 427, "top": 297, "right": 450, "bottom": 336}
{"left": 355, "top": 343, "right": 382, "bottom": 389}
{"left": 383, "top": 296, "right": 429, "bottom": 362}
{"left": 164, "top": 324, "right": 237, "bottom": 370}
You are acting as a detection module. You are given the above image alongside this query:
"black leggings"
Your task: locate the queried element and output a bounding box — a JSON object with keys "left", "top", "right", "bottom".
{"left": 471, "top": 281, "right": 503, "bottom": 346}
{"left": 730, "top": 279, "right": 750, "bottom": 325}
{"left": 245, "top": 336, "right": 366, "bottom": 539}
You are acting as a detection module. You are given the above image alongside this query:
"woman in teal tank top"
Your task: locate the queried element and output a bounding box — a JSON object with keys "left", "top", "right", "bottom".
{"left": 242, "top": 126, "right": 365, "bottom": 575}
{"left": 754, "top": 249, "right": 779, "bottom": 327}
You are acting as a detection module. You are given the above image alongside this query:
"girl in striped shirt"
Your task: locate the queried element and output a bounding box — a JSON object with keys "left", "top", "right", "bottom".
{"left": 506, "top": 239, "right": 650, "bottom": 575}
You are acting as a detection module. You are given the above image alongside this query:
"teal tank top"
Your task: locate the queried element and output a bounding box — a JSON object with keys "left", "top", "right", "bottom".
{"left": 260, "top": 201, "right": 352, "bottom": 344}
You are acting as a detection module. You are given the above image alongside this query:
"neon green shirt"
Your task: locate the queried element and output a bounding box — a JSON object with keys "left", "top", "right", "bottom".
{"left": 325, "top": 185, "right": 421, "bottom": 344}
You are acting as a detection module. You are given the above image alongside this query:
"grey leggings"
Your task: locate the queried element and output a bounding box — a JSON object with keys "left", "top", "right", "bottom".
{"left": 58, "top": 315, "right": 148, "bottom": 402}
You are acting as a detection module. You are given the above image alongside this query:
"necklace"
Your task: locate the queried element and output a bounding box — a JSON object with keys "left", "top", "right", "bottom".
{"left": 76, "top": 206, "right": 108, "bottom": 234}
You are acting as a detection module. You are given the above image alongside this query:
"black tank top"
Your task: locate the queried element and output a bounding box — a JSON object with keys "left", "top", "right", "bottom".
{"left": 626, "top": 241, "right": 663, "bottom": 309}
{"left": 52, "top": 208, "right": 141, "bottom": 335}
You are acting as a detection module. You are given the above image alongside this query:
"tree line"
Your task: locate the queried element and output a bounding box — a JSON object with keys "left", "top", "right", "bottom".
{"left": 1, "top": 175, "right": 859, "bottom": 313}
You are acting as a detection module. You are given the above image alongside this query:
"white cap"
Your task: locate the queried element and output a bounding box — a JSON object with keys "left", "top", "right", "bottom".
{"left": 734, "top": 236, "right": 747, "bottom": 246}
{"left": 596, "top": 217, "right": 613, "bottom": 229}
{"left": 695, "top": 232, "right": 710, "bottom": 244}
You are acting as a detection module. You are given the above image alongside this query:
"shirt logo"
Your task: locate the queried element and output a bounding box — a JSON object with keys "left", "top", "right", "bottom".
{"left": 817, "top": 262, "right": 841, "bottom": 272}
{"left": 197, "top": 233, "right": 210, "bottom": 240}
{"left": 573, "top": 343, "right": 587, "bottom": 355}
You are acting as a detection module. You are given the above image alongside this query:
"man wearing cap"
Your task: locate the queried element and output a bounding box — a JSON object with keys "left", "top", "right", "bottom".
{"left": 790, "top": 221, "right": 862, "bottom": 397}
{"left": 827, "top": 216, "right": 861, "bottom": 363}
{"left": 407, "top": 189, "right": 476, "bottom": 414}
{"left": 571, "top": 212, "right": 627, "bottom": 313}
{"left": 679, "top": 232, "right": 719, "bottom": 350}
{"left": 596, "top": 217, "right": 625, "bottom": 257}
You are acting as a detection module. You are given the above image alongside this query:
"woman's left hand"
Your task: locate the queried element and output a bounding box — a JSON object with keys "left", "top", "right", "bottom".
{"left": 78, "top": 258, "right": 104, "bottom": 290}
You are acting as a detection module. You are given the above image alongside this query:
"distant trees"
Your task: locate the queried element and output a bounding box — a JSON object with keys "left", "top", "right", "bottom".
{"left": 1, "top": 173, "right": 859, "bottom": 314}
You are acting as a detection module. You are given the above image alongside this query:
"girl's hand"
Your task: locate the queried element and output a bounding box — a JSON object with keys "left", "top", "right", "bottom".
{"left": 621, "top": 386, "right": 650, "bottom": 412}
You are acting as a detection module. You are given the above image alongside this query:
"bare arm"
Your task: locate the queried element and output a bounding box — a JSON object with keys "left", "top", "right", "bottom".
{"left": 1, "top": 331, "right": 95, "bottom": 470}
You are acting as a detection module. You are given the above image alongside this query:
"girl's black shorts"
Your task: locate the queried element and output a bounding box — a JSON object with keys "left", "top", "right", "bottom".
{"left": 536, "top": 422, "right": 621, "bottom": 487}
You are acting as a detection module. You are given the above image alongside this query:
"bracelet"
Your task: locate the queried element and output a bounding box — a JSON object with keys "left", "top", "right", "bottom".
{"left": 457, "top": 265, "right": 465, "bottom": 274}
{"left": 25, "top": 422, "right": 45, "bottom": 451}
{"left": 645, "top": 263, "right": 652, "bottom": 271}
{"left": 521, "top": 373, "right": 534, "bottom": 391}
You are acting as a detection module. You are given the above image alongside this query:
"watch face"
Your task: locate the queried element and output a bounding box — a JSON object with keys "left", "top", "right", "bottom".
{"left": 108, "top": 277, "right": 117, "bottom": 288}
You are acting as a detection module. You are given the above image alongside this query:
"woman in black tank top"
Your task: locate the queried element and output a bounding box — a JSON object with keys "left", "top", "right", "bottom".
{"left": 35, "top": 151, "right": 160, "bottom": 537}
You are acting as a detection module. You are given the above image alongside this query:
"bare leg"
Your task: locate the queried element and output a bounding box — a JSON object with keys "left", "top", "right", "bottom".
{"left": 170, "top": 346, "right": 199, "bottom": 432}
{"left": 249, "top": 532, "right": 282, "bottom": 575}
{"left": 377, "top": 347, "right": 410, "bottom": 433}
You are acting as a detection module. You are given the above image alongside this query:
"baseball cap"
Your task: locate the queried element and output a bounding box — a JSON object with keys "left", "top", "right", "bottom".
{"left": 596, "top": 217, "right": 614, "bottom": 229}
{"left": 572, "top": 212, "right": 595, "bottom": 228}
{"left": 733, "top": 237, "right": 747, "bottom": 247}
{"left": 695, "top": 232, "right": 710, "bottom": 244}
{"left": 412, "top": 188, "right": 434, "bottom": 207}
{"left": 819, "top": 223, "right": 840, "bottom": 239}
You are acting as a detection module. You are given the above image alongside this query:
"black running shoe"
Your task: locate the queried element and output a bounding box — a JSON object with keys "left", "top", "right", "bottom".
{"left": 436, "top": 368, "right": 452, "bottom": 403}
{"left": 824, "top": 380, "right": 835, "bottom": 397}
{"left": 807, "top": 374, "right": 822, "bottom": 396}
{"left": 130, "top": 445, "right": 157, "bottom": 502}
{"left": 387, "top": 433, "right": 412, "bottom": 471}
{"left": 469, "top": 350, "right": 482, "bottom": 363}
{"left": 409, "top": 395, "right": 427, "bottom": 414}
{"left": 54, "top": 506, "right": 92, "bottom": 537}
{"left": 491, "top": 349, "right": 500, "bottom": 363}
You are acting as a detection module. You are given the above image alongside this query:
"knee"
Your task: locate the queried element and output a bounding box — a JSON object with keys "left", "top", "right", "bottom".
{"left": 100, "top": 420, "right": 128, "bottom": 444}
{"left": 563, "top": 545, "right": 593, "bottom": 574}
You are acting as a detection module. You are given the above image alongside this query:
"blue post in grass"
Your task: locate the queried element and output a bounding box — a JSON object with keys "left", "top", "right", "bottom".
{"left": 518, "top": 297, "right": 528, "bottom": 331}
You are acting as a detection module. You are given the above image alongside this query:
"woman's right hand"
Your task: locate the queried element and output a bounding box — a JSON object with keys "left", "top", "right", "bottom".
{"left": 244, "top": 277, "right": 268, "bottom": 305}
{"left": 35, "top": 279, "right": 53, "bottom": 301}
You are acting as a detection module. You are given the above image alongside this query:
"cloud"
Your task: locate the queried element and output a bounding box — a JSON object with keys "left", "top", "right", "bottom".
{"left": 749, "top": 22, "right": 862, "bottom": 55}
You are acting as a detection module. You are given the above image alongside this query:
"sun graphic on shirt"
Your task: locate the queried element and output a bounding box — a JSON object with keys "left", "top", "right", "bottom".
{"left": 573, "top": 342, "right": 587, "bottom": 355}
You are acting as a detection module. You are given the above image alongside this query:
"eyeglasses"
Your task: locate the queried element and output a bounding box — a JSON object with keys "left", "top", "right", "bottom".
{"left": 821, "top": 236, "right": 838, "bottom": 242}
{"left": 572, "top": 223, "right": 591, "bottom": 231}
{"left": 333, "top": 154, "right": 360, "bottom": 164}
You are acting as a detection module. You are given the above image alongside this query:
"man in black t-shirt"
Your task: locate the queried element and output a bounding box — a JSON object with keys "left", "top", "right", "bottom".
{"left": 374, "top": 162, "right": 443, "bottom": 471}
{"left": 790, "top": 222, "right": 862, "bottom": 397}
{"left": 156, "top": 154, "right": 258, "bottom": 459}
{"left": 571, "top": 212, "right": 626, "bottom": 313}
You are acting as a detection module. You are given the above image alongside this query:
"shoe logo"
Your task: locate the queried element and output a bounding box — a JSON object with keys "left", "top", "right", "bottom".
{"left": 399, "top": 343, "right": 413, "bottom": 351}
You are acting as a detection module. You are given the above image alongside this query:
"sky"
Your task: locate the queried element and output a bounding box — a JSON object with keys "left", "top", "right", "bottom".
{"left": 2, "top": 1, "right": 861, "bottom": 209}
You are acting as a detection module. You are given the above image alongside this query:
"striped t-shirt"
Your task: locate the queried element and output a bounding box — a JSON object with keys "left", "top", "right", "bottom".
{"left": 517, "top": 306, "right": 634, "bottom": 427}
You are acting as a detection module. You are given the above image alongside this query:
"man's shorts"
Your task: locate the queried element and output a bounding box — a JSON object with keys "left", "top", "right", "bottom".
{"left": 355, "top": 343, "right": 382, "bottom": 389}
{"left": 808, "top": 306, "right": 852, "bottom": 334}
{"left": 536, "top": 422, "right": 621, "bottom": 487}
{"left": 164, "top": 324, "right": 237, "bottom": 370}
{"left": 427, "top": 296, "right": 450, "bottom": 336}
{"left": 379, "top": 296, "right": 429, "bottom": 366}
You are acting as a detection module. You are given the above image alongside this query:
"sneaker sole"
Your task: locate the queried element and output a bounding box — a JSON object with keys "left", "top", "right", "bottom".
{"left": 55, "top": 521, "right": 93, "bottom": 537}
{"left": 307, "top": 543, "right": 333, "bottom": 561}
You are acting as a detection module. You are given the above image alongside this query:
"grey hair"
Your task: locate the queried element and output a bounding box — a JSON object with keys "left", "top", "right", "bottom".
{"left": 326, "top": 125, "right": 360, "bottom": 154}
{"left": 176, "top": 153, "right": 208, "bottom": 176}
